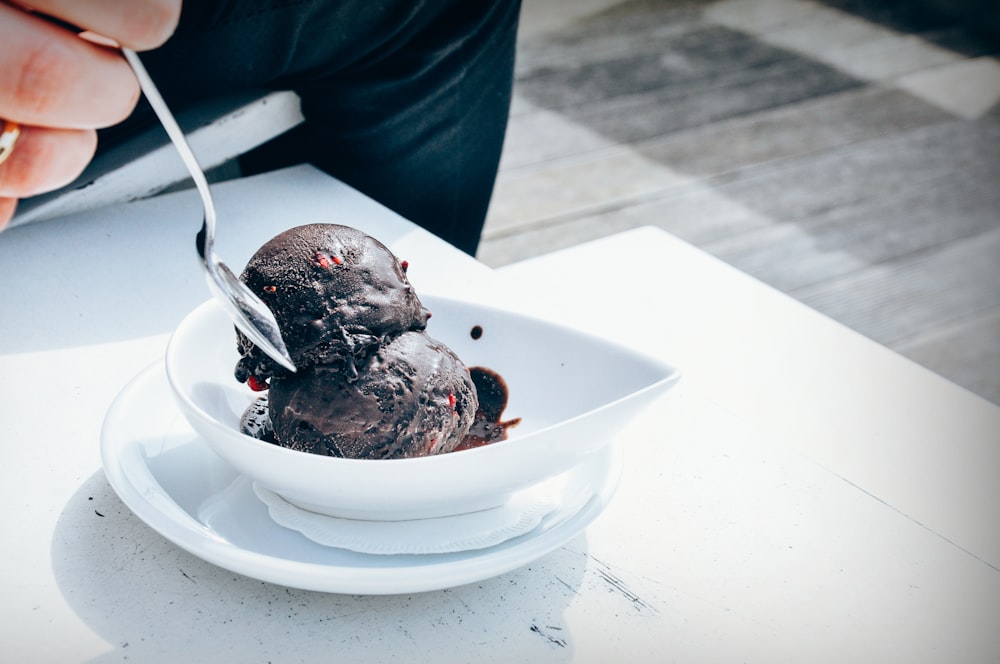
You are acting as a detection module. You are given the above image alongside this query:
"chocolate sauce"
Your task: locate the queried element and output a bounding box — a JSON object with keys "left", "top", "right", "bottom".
{"left": 453, "top": 367, "right": 521, "bottom": 451}
{"left": 240, "top": 365, "right": 520, "bottom": 454}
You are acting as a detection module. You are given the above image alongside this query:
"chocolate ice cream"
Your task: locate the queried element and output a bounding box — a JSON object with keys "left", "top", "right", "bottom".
{"left": 234, "top": 223, "right": 429, "bottom": 385}
{"left": 234, "top": 223, "right": 488, "bottom": 460}
{"left": 268, "top": 331, "right": 477, "bottom": 459}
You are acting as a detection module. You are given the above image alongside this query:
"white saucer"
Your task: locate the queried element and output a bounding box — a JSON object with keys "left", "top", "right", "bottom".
{"left": 101, "top": 363, "right": 624, "bottom": 594}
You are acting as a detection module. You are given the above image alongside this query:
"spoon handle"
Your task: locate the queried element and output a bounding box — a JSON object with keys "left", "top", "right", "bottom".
{"left": 121, "top": 48, "right": 217, "bottom": 251}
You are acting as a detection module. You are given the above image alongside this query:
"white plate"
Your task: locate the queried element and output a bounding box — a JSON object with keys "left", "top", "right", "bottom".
{"left": 101, "top": 363, "right": 624, "bottom": 594}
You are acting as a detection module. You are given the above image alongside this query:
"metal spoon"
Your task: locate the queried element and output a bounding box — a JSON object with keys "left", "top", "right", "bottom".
{"left": 122, "top": 48, "right": 296, "bottom": 373}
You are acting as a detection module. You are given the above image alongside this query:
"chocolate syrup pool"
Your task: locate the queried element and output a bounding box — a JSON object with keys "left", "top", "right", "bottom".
{"left": 455, "top": 367, "right": 521, "bottom": 451}
{"left": 240, "top": 366, "right": 521, "bottom": 455}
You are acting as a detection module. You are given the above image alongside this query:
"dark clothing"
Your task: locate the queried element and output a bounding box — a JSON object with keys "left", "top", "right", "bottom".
{"left": 101, "top": 0, "right": 521, "bottom": 255}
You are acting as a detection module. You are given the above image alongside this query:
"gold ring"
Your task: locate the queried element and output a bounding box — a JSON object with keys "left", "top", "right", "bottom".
{"left": 0, "top": 120, "right": 22, "bottom": 167}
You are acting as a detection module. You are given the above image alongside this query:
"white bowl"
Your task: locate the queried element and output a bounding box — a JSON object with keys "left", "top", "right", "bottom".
{"left": 165, "top": 295, "right": 680, "bottom": 521}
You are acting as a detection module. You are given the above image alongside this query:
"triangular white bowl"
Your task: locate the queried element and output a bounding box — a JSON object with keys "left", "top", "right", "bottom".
{"left": 166, "top": 295, "right": 680, "bottom": 521}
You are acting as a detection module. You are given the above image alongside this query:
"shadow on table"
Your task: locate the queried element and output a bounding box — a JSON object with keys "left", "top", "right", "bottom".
{"left": 0, "top": 165, "right": 416, "bottom": 355}
{"left": 0, "top": 196, "right": 206, "bottom": 354}
{"left": 52, "top": 470, "right": 587, "bottom": 663}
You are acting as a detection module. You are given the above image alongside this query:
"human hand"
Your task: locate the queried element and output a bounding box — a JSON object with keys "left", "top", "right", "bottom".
{"left": 0, "top": 0, "right": 182, "bottom": 230}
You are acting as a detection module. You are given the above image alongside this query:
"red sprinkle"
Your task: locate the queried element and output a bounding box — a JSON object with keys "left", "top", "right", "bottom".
{"left": 263, "top": 285, "right": 277, "bottom": 293}
{"left": 332, "top": 255, "right": 343, "bottom": 265}
{"left": 315, "top": 253, "right": 331, "bottom": 268}
{"left": 448, "top": 393, "right": 457, "bottom": 408}
{"left": 400, "top": 260, "right": 409, "bottom": 272}
{"left": 247, "top": 376, "right": 268, "bottom": 392}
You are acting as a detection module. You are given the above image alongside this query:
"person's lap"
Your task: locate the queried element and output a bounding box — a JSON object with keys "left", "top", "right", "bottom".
{"left": 92, "top": 0, "right": 521, "bottom": 255}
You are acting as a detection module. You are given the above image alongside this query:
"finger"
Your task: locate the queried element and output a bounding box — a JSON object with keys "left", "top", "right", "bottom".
{"left": 0, "top": 4, "right": 140, "bottom": 129}
{"left": 0, "top": 197, "right": 17, "bottom": 232}
{"left": 0, "top": 125, "right": 98, "bottom": 198}
{"left": 18, "top": 0, "right": 182, "bottom": 51}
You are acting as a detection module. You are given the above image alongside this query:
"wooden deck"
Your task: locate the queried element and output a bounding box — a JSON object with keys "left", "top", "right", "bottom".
{"left": 480, "top": 0, "right": 1000, "bottom": 404}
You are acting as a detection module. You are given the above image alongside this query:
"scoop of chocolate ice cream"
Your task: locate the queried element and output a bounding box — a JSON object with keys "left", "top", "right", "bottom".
{"left": 267, "top": 331, "right": 478, "bottom": 459}
{"left": 235, "top": 224, "right": 429, "bottom": 384}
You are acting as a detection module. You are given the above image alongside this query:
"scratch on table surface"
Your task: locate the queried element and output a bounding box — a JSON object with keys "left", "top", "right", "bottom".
{"left": 589, "top": 554, "right": 660, "bottom": 614}
{"left": 553, "top": 575, "right": 581, "bottom": 595}
{"left": 530, "top": 624, "right": 567, "bottom": 648}
{"left": 824, "top": 468, "right": 1000, "bottom": 574}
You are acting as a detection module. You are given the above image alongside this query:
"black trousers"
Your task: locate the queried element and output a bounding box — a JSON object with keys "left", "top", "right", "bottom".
{"left": 99, "top": 0, "right": 521, "bottom": 255}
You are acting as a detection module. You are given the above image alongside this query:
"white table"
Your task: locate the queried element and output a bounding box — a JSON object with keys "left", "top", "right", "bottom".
{"left": 2, "top": 166, "right": 997, "bottom": 663}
